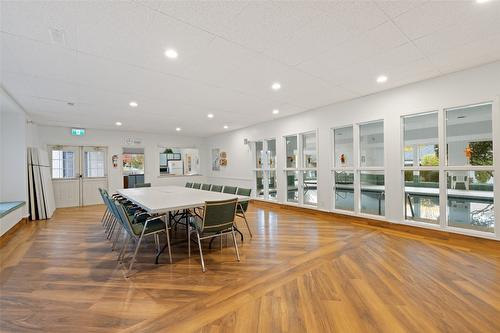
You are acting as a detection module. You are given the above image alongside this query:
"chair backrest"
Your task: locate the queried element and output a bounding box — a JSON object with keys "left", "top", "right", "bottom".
{"left": 192, "top": 183, "right": 201, "bottom": 189}
{"left": 135, "top": 183, "right": 151, "bottom": 188}
{"left": 236, "top": 188, "right": 251, "bottom": 212}
{"left": 210, "top": 185, "right": 223, "bottom": 192}
{"left": 98, "top": 188, "right": 106, "bottom": 202}
{"left": 201, "top": 184, "right": 211, "bottom": 191}
{"left": 201, "top": 198, "right": 238, "bottom": 233}
{"left": 185, "top": 182, "right": 193, "bottom": 188}
{"left": 222, "top": 186, "right": 237, "bottom": 194}
{"left": 114, "top": 200, "right": 138, "bottom": 237}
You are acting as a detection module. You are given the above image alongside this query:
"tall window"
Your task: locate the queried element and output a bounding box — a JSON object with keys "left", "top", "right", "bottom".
{"left": 333, "top": 126, "right": 354, "bottom": 211}
{"left": 359, "top": 121, "right": 385, "bottom": 216}
{"left": 52, "top": 150, "right": 75, "bottom": 179}
{"left": 84, "top": 150, "right": 105, "bottom": 178}
{"left": 445, "top": 103, "right": 494, "bottom": 233}
{"left": 254, "top": 139, "right": 277, "bottom": 200}
{"left": 403, "top": 112, "right": 440, "bottom": 224}
{"left": 284, "top": 131, "right": 318, "bottom": 206}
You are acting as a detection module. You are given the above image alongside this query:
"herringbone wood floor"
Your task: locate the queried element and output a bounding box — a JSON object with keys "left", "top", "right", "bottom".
{"left": 1, "top": 203, "right": 499, "bottom": 333}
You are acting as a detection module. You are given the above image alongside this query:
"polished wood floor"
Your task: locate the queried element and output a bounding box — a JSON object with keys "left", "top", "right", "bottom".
{"left": 1, "top": 203, "right": 499, "bottom": 333}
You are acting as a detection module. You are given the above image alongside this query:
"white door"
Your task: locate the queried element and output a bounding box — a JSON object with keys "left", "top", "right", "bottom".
{"left": 50, "top": 146, "right": 80, "bottom": 208}
{"left": 50, "top": 146, "right": 108, "bottom": 208}
{"left": 82, "top": 147, "right": 108, "bottom": 205}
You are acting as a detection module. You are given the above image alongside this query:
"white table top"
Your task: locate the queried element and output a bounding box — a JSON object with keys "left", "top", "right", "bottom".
{"left": 117, "top": 186, "right": 250, "bottom": 214}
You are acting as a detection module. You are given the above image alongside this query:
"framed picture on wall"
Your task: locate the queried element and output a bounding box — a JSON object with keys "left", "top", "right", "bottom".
{"left": 212, "top": 148, "right": 220, "bottom": 171}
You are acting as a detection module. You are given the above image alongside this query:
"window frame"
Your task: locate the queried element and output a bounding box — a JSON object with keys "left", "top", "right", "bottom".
{"left": 282, "top": 130, "right": 319, "bottom": 207}
{"left": 400, "top": 101, "right": 497, "bottom": 237}
{"left": 253, "top": 138, "right": 277, "bottom": 201}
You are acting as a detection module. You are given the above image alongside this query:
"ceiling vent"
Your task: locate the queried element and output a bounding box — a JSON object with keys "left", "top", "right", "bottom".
{"left": 49, "top": 28, "right": 66, "bottom": 44}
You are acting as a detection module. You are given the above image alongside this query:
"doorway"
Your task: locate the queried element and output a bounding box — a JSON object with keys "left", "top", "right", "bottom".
{"left": 122, "top": 147, "right": 145, "bottom": 188}
{"left": 49, "top": 145, "right": 108, "bottom": 208}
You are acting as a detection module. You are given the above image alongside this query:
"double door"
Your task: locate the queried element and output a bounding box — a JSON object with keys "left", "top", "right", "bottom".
{"left": 49, "top": 145, "right": 108, "bottom": 208}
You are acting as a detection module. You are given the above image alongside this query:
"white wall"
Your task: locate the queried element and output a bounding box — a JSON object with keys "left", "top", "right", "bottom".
{"left": 0, "top": 87, "right": 28, "bottom": 205}
{"left": 36, "top": 125, "right": 207, "bottom": 193}
{"left": 204, "top": 61, "right": 500, "bottom": 239}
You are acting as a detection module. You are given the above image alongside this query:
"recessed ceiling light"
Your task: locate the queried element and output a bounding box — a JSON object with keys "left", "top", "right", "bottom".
{"left": 272, "top": 109, "right": 279, "bottom": 115}
{"left": 271, "top": 82, "right": 281, "bottom": 90}
{"left": 115, "top": 122, "right": 122, "bottom": 126}
{"left": 175, "top": 127, "right": 181, "bottom": 131}
{"left": 223, "top": 125, "right": 229, "bottom": 129}
{"left": 164, "top": 49, "right": 178, "bottom": 59}
{"left": 207, "top": 113, "right": 214, "bottom": 119}
{"left": 376, "top": 75, "right": 388, "bottom": 83}
{"left": 129, "top": 101, "right": 138, "bottom": 108}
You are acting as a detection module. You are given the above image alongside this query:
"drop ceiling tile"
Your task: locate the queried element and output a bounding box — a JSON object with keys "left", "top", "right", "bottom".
{"left": 156, "top": 1, "right": 248, "bottom": 37}
{"left": 262, "top": 12, "right": 357, "bottom": 66}
{"left": 427, "top": 33, "right": 500, "bottom": 74}
{"left": 338, "top": 57, "right": 439, "bottom": 96}
{"left": 1, "top": 33, "right": 77, "bottom": 82}
{"left": 1, "top": 0, "right": 78, "bottom": 49}
{"left": 216, "top": 1, "right": 324, "bottom": 52}
{"left": 413, "top": 5, "right": 500, "bottom": 56}
{"left": 374, "top": 0, "right": 427, "bottom": 19}
{"left": 393, "top": 1, "right": 474, "bottom": 40}
{"left": 297, "top": 21, "right": 408, "bottom": 85}
{"left": 313, "top": 1, "right": 388, "bottom": 33}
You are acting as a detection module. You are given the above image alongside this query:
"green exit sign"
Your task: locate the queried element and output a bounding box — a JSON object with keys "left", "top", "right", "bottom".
{"left": 71, "top": 128, "right": 86, "bottom": 136}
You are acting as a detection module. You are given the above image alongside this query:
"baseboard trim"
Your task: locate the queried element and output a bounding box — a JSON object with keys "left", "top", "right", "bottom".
{"left": 0, "top": 217, "right": 29, "bottom": 248}
{"left": 250, "top": 200, "right": 500, "bottom": 246}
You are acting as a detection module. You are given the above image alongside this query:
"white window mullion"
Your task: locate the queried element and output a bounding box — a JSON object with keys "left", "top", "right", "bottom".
{"left": 438, "top": 107, "right": 447, "bottom": 229}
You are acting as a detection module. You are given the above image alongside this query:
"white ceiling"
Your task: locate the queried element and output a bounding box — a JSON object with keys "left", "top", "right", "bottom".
{"left": 1, "top": 0, "right": 500, "bottom": 137}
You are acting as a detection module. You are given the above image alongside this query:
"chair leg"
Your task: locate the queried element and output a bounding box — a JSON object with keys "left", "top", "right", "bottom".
{"left": 241, "top": 210, "right": 253, "bottom": 238}
{"left": 196, "top": 232, "right": 206, "bottom": 272}
{"left": 127, "top": 233, "right": 144, "bottom": 276}
{"left": 101, "top": 209, "right": 108, "bottom": 225}
{"left": 154, "top": 233, "right": 159, "bottom": 253}
{"left": 107, "top": 217, "right": 117, "bottom": 238}
{"left": 112, "top": 225, "right": 123, "bottom": 251}
{"left": 231, "top": 227, "right": 240, "bottom": 262}
{"left": 165, "top": 228, "right": 172, "bottom": 264}
{"left": 103, "top": 211, "right": 111, "bottom": 228}
{"left": 118, "top": 235, "right": 130, "bottom": 262}
{"left": 188, "top": 226, "right": 191, "bottom": 258}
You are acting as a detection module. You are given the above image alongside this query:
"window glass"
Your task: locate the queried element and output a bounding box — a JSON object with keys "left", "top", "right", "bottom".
{"left": 286, "top": 171, "right": 298, "bottom": 203}
{"left": 52, "top": 150, "right": 75, "bottom": 179}
{"left": 404, "top": 170, "right": 440, "bottom": 223}
{"left": 446, "top": 104, "right": 493, "bottom": 166}
{"left": 334, "top": 171, "right": 354, "bottom": 211}
{"left": 255, "top": 141, "right": 264, "bottom": 169}
{"left": 286, "top": 135, "right": 297, "bottom": 168}
{"left": 360, "top": 121, "right": 384, "bottom": 167}
{"left": 302, "top": 132, "right": 317, "bottom": 168}
{"left": 447, "top": 171, "right": 494, "bottom": 233}
{"left": 303, "top": 170, "right": 317, "bottom": 206}
{"left": 256, "top": 170, "right": 264, "bottom": 198}
{"left": 360, "top": 171, "right": 385, "bottom": 216}
{"left": 85, "top": 151, "right": 105, "bottom": 178}
{"left": 403, "top": 112, "right": 439, "bottom": 167}
{"left": 334, "top": 126, "right": 353, "bottom": 168}
{"left": 268, "top": 170, "right": 277, "bottom": 200}
{"left": 266, "top": 139, "right": 276, "bottom": 169}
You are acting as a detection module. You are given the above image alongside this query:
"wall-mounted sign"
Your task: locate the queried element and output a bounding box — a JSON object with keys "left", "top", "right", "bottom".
{"left": 71, "top": 128, "right": 85, "bottom": 136}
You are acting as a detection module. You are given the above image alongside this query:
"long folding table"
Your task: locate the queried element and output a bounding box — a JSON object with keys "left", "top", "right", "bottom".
{"left": 116, "top": 185, "right": 250, "bottom": 263}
